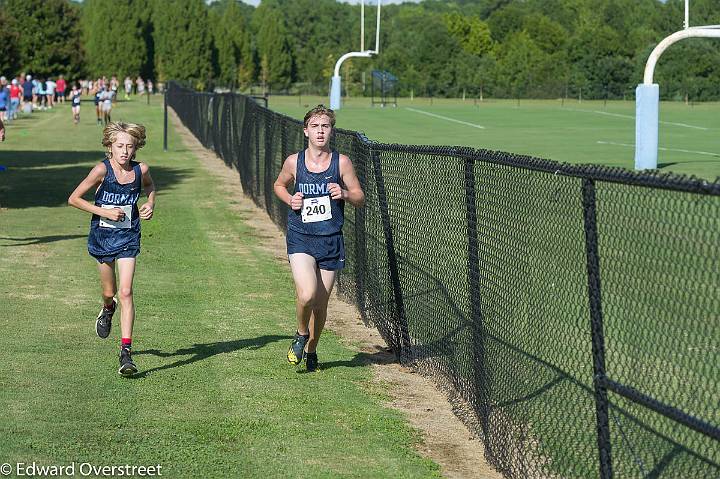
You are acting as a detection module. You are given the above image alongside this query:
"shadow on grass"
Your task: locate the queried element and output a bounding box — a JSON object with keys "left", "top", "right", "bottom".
{"left": 318, "top": 347, "right": 396, "bottom": 372}
{"left": 130, "top": 335, "right": 287, "bottom": 379}
{"left": 0, "top": 150, "right": 190, "bottom": 208}
{"left": 0, "top": 234, "right": 87, "bottom": 246}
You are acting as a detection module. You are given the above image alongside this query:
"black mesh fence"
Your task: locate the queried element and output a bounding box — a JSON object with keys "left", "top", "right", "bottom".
{"left": 166, "top": 81, "right": 720, "bottom": 479}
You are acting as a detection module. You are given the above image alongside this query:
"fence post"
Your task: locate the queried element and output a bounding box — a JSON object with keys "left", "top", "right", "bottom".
{"left": 582, "top": 178, "right": 613, "bottom": 479}
{"left": 163, "top": 86, "right": 168, "bottom": 152}
{"left": 371, "top": 149, "right": 411, "bottom": 361}
{"left": 464, "top": 155, "right": 490, "bottom": 442}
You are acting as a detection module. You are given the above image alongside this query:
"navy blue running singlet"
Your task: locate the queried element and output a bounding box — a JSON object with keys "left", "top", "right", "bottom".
{"left": 87, "top": 159, "right": 142, "bottom": 258}
{"left": 287, "top": 150, "right": 344, "bottom": 236}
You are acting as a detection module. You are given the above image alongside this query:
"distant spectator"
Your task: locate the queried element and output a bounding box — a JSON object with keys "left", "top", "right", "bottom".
{"left": 147, "top": 80, "right": 153, "bottom": 95}
{"left": 22, "top": 75, "right": 34, "bottom": 112}
{"left": 46, "top": 78, "right": 57, "bottom": 109}
{"left": 36, "top": 78, "right": 47, "bottom": 110}
{"left": 0, "top": 117, "right": 5, "bottom": 141}
{"left": 9, "top": 79, "right": 21, "bottom": 121}
{"left": 31, "top": 77, "right": 39, "bottom": 107}
{"left": 56, "top": 75, "right": 67, "bottom": 103}
{"left": 0, "top": 77, "right": 8, "bottom": 123}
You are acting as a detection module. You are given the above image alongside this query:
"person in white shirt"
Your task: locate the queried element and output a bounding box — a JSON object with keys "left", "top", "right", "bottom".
{"left": 45, "top": 78, "right": 57, "bottom": 109}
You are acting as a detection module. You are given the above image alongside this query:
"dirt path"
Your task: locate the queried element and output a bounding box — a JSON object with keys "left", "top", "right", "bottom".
{"left": 169, "top": 109, "right": 502, "bottom": 479}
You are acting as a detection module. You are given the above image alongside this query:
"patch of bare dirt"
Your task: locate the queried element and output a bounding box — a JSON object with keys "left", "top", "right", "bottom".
{"left": 169, "top": 109, "right": 502, "bottom": 479}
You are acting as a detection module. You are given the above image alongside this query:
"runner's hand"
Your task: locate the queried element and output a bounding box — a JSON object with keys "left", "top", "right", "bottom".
{"left": 104, "top": 207, "right": 126, "bottom": 222}
{"left": 328, "top": 183, "right": 344, "bottom": 200}
{"left": 290, "top": 192, "right": 303, "bottom": 211}
{"left": 139, "top": 202, "right": 154, "bottom": 220}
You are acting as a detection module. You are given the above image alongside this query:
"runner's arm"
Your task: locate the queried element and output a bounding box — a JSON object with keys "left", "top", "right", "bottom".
{"left": 274, "top": 154, "right": 303, "bottom": 210}
{"left": 334, "top": 155, "right": 364, "bottom": 207}
{"left": 139, "top": 163, "right": 155, "bottom": 220}
{"left": 68, "top": 163, "right": 125, "bottom": 221}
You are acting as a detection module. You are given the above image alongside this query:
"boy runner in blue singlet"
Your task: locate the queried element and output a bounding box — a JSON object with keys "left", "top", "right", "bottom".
{"left": 68, "top": 122, "right": 156, "bottom": 376}
{"left": 70, "top": 84, "right": 82, "bottom": 124}
{"left": 273, "top": 105, "right": 365, "bottom": 372}
{"left": 94, "top": 85, "right": 103, "bottom": 125}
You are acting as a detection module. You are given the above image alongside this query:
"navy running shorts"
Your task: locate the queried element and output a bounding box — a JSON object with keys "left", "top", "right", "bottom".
{"left": 91, "top": 247, "right": 140, "bottom": 264}
{"left": 287, "top": 230, "right": 345, "bottom": 271}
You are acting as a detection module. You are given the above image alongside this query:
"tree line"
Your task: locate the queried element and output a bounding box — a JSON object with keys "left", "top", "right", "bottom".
{"left": 1, "top": 0, "right": 719, "bottom": 100}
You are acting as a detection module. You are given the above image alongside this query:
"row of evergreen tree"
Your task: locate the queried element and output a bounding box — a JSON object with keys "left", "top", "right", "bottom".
{"left": 1, "top": 0, "right": 719, "bottom": 100}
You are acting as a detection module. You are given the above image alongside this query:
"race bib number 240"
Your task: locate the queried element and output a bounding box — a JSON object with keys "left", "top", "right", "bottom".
{"left": 301, "top": 196, "right": 332, "bottom": 223}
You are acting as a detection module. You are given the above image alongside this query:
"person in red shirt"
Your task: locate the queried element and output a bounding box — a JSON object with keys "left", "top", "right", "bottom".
{"left": 56, "top": 75, "right": 67, "bottom": 104}
{"left": 9, "top": 79, "right": 21, "bottom": 121}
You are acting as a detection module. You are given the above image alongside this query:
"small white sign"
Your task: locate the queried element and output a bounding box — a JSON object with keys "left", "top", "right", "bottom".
{"left": 301, "top": 196, "right": 332, "bottom": 223}
{"left": 99, "top": 204, "right": 132, "bottom": 229}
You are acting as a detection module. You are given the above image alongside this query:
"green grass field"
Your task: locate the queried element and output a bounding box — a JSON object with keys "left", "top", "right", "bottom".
{"left": 0, "top": 98, "right": 442, "bottom": 478}
{"left": 268, "top": 96, "right": 720, "bottom": 181}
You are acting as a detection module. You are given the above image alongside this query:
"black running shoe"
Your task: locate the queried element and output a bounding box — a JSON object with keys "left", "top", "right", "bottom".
{"left": 118, "top": 348, "right": 138, "bottom": 377}
{"left": 306, "top": 352, "right": 318, "bottom": 372}
{"left": 96, "top": 299, "right": 116, "bottom": 339}
{"left": 287, "top": 332, "right": 309, "bottom": 365}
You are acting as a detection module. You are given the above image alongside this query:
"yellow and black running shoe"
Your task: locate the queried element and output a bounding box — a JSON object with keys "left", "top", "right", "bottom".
{"left": 287, "top": 332, "right": 309, "bottom": 365}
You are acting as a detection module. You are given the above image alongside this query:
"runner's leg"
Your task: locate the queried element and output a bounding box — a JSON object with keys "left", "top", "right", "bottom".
{"left": 306, "top": 268, "right": 336, "bottom": 353}
{"left": 116, "top": 257, "right": 137, "bottom": 339}
{"left": 289, "top": 253, "right": 318, "bottom": 336}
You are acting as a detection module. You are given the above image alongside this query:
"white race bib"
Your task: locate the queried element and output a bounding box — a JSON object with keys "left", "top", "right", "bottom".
{"left": 99, "top": 204, "right": 132, "bottom": 229}
{"left": 301, "top": 196, "right": 332, "bottom": 223}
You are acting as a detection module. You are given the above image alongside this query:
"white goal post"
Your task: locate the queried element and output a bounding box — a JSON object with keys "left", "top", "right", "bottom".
{"left": 635, "top": 0, "right": 720, "bottom": 169}
{"left": 330, "top": 1, "right": 382, "bottom": 110}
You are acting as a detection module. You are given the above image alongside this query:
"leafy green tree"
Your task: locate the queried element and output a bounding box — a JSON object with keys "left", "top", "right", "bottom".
{"left": 494, "top": 31, "right": 544, "bottom": 99}
{"left": 82, "top": 0, "right": 150, "bottom": 79}
{"left": 522, "top": 13, "right": 568, "bottom": 53}
{"left": 152, "top": 0, "right": 213, "bottom": 85}
{"left": 486, "top": 3, "right": 527, "bottom": 43}
{"left": 0, "top": 9, "right": 21, "bottom": 75}
{"left": 210, "top": 0, "right": 254, "bottom": 88}
{"left": 380, "top": 6, "right": 461, "bottom": 96}
{"left": 252, "top": 2, "right": 293, "bottom": 90}
{"left": 4, "top": 0, "right": 84, "bottom": 79}
{"left": 280, "top": 0, "right": 355, "bottom": 86}
{"left": 444, "top": 12, "right": 493, "bottom": 56}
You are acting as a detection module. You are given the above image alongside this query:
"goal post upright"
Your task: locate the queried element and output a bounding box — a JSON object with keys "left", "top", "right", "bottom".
{"left": 330, "top": 1, "right": 382, "bottom": 110}
{"left": 635, "top": 0, "right": 720, "bottom": 169}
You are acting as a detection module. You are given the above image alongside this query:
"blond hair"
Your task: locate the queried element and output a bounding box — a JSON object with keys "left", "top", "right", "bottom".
{"left": 303, "top": 105, "right": 336, "bottom": 128}
{"left": 102, "top": 122, "right": 147, "bottom": 160}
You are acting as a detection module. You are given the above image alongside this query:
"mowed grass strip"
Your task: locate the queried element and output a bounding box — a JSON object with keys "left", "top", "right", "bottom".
{"left": 0, "top": 98, "right": 441, "bottom": 478}
{"left": 269, "top": 95, "right": 720, "bottom": 180}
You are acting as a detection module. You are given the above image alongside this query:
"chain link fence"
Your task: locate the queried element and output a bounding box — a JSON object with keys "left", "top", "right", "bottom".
{"left": 166, "top": 81, "right": 720, "bottom": 479}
